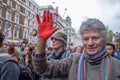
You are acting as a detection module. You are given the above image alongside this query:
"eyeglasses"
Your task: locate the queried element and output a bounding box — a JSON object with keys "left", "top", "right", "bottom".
{"left": 51, "top": 37, "right": 61, "bottom": 41}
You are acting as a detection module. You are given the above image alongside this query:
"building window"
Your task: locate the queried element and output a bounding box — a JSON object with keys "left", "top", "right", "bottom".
{"left": 15, "top": 14, "right": 19, "bottom": 24}
{"left": 30, "top": 13, "right": 33, "bottom": 19}
{"left": 69, "top": 38, "right": 71, "bottom": 42}
{"left": 34, "top": 7, "right": 37, "bottom": 13}
{"left": 6, "top": 10, "right": 11, "bottom": 20}
{"left": 29, "top": 25, "right": 33, "bottom": 37}
{"left": 15, "top": 4, "right": 20, "bottom": 11}
{"left": 33, "top": 15, "right": 35, "bottom": 21}
{"left": 25, "top": 0, "right": 29, "bottom": 5}
{"left": 7, "top": 0, "right": 12, "bottom": 7}
{"left": 31, "top": 4, "right": 33, "bottom": 10}
{"left": 24, "top": 17, "right": 28, "bottom": 27}
{"left": 4, "top": 23, "right": 11, "bottom": 30}
{"left": 66, "top": 23, "right": 69, "bottom": 27}
{"left": 25, "top": 9, "right": 28, "bottom": 16}
{"left": 13, "top": 26, "right": 19, "bottom": 38}
{"left": 39, "top": 11, "right": 43, "bottom": 17}
{"left": 23, "top": 28, "right": 28, "bottom": 39}
{"left": 0, "top": 7, "right": 2, "bottom": 17}
{"left": 29, "top": 21, "right": 32, "bottom": 26}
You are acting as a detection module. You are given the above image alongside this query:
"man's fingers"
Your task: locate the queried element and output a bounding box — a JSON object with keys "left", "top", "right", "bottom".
{"left": 51, "top": 28, "right": 59, "bottom": 33}
{"left": 49, "top": 12, "right": 52, "bottom": 24}
{"left": 36, "top": 14, "right": 41, "bottom": 23}
{"left": 46, "top": 10, "right": 49, "bottom": 22}
{"left": 42, "top": 10, "right": 46, "bottom": 22}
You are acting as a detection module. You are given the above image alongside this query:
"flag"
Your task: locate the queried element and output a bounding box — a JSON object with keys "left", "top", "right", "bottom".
{"left": 4, "top": 27, "right": 12, "bottom": 38}
{"left": 54, "top": 6, "right": 58, "bottom": 14}
{"left": 31, "top": 29, "right": 37, "bottom": 37}
{"left": 53, "top": 6, "right": 58, "bottom": 27}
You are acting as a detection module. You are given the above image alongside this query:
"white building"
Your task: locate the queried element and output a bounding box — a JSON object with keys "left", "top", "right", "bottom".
{"left": 64, "top": 16, "right": 82, "bottom": 48}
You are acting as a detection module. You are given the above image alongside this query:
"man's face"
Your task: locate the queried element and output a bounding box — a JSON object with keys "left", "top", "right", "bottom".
{"left": 75, "top": 46, "right": 82, "bottom": 53}
{"left": 47, "top": 49, "right": 52, "bottom": 55}
{"left": 82, "top": 29, "right": 105, "bottom": 55}
{"left": 51, "top": 38, "right": 64, "bottom": 49}
{"left": 113, "top": 41, "right": 120, "bottom": 48}
{"left": 106, "top": 45, "right": 114, "bottom": 55}
{"left": 22, "top": 43, "right": 26, "bottom": 47}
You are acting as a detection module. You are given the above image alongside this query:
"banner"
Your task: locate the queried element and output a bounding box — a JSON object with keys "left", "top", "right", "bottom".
{"left": 4, "top": 27, "right": 12, "bottom": 38}
{"left": 53, "top": 6, "right": 58, "bottom": 27}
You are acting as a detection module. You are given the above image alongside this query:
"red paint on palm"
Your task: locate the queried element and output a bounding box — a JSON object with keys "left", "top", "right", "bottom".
{"left": 36, "top": 10, "right": 59, "bottom": 40}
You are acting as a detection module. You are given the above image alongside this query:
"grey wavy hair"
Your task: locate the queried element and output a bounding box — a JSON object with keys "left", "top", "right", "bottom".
{"left": 79, "top": 18, "right": 107, "bottom": 41}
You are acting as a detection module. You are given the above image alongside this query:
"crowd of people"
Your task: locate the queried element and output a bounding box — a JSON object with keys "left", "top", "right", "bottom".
{"left": 0, "top": 9, "right": 120, "bottom": 80}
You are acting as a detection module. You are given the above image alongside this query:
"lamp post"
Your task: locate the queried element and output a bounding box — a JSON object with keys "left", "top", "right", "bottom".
{"left": 63, "top": 8, "right": 67, "bottom": 18}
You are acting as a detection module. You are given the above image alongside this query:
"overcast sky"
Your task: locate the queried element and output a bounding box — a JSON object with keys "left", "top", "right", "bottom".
{"left": 34, "top": 0, "right": 120, "bottom": 33}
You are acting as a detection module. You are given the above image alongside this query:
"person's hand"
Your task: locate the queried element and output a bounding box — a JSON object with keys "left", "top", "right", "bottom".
{"left": 36, "top": 10, "right": 59, "bottom": 40}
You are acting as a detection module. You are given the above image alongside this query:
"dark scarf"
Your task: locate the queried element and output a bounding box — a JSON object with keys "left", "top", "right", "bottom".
{"left": 48, "top": 49, "right": 65, "bottom": 60}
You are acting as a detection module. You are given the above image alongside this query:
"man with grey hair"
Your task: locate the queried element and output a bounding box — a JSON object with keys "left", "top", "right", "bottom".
{"left": 32, "top": 10, "right": 120, "bottom": 80}
{"left": 40, "top": 32, "right": 70, "bottom": 80}
{"left": 48, "top": 32, "right": 70, "bottom": 59}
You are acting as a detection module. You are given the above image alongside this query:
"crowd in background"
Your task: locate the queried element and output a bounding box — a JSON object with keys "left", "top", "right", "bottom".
{"left": 1, "top": 31, "right": 120, "bottom": 80}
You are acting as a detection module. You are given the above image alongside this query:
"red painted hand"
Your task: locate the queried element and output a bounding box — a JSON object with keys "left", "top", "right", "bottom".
{"left": 36, "top": 10, "right": 59, "bottom": 40}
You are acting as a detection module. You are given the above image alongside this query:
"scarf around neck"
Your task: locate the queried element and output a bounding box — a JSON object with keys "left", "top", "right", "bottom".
{"left": 78, "top": 46, "right": 110, "bottom": 80}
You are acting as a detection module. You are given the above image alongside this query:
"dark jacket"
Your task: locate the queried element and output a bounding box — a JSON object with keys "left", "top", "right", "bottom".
{"left": 0, "top": 54, "right": 20, "bottom": 80}
{"left": 19, "top": 54, "right": 33, "bottom": 70}
{"left": 41, "top": 49, "right": 71, "bottom": 80}
{"left": 114, "top": 48, "right": 120, "bottom": 60}
{"left": 32, "top": 53, "right": 120, "bottom": 80}
{"left": 47, "top": 49, "right": 70, "bottom": 60}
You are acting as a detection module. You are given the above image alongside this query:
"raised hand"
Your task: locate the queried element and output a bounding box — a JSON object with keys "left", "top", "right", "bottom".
{"left": 36, "top": 10, "right": 59, "bottom": 40}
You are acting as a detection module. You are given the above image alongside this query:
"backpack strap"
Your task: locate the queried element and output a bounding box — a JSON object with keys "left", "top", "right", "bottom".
{"left": 0, "top": 55, "right": 16, "bottom": 69}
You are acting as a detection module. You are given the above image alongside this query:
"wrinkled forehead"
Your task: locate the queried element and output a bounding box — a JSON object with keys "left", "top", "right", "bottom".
{"left": 81, "top": 28, "right": 100, "bottom": 33}
{"left": 82, "top": 29, "right": 101, "bottom": 36}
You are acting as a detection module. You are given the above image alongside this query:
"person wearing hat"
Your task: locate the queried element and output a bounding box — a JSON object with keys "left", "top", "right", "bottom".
{"left": 113, "top": 36, "right": 120, "bottom": 50}
{"left": 113, "top": 36, "right": 120, "bottom": 60}
{"left": 40, "top": 32, "right": 71, "bottom": 80}
{"left": 47, "top": 32, "right": 70, "bottom": 59}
